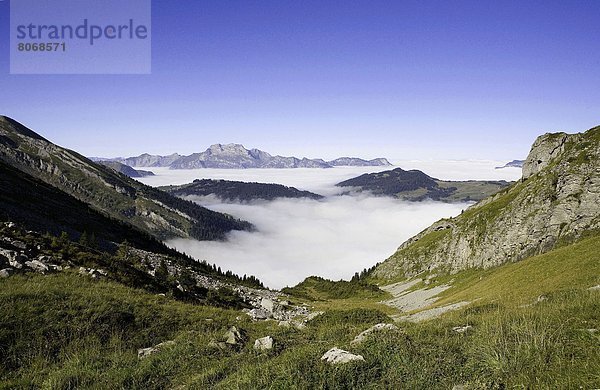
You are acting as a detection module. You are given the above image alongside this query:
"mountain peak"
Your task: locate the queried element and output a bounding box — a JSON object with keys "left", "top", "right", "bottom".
{"left": 104, "top": 145, "right": 391, "bottom": 169}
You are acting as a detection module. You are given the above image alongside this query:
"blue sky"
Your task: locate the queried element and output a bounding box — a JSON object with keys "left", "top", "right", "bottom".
{"left": 0, "top": 0, "right": 599, "bottom": 160}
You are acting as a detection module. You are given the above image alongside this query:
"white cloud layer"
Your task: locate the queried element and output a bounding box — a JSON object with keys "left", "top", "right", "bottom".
{"left": 137, "top": 162, "right": 520, "bottom": 289}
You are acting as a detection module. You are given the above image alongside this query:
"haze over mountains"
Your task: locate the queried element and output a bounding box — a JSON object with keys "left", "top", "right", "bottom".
{"left": 99, "top": 143, "right": 392, "bottom": 169}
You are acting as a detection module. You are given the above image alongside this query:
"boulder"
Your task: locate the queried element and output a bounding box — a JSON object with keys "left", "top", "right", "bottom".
{"left": 452, "top": 325, "right": 472, "bottom": 334}
{"left": 253, "top": 336, "right": 274, "bottom": 351}
{"left": 278, "top": 320, "right": 306, "bottom": 330}
{"left": 260, "top": 298, "right": 274, "bottom": 313}
{"left": 588, "top": 285, "right": 600, "bottom": 291}
{"left": 351, "top": 323, "right": 400, "bottom": 345}
{"left": 0, "top": 268, "right": 13, "bottom": 278}
{"left": 25, "top": 260, "right": 49, "bottom": 273}
{"left": 247, "top": 308, "right": 270, "bottom": 321}
{"left": 207, "top": 340, "right": 227, "bottom": 350}
{"left": 10, "top": 240, "right": 27, "bottom": 250}
{"left": 305, "top": 311, "right": 324, "bottom": 321}
{"left": 0, "top": 249, "right": 25, "bottom": 269}
{"left": 321, "top": 347, "right": 364, "bottom": 365}
{"left": 137, "top": 340, "right": 175, "bottom": 359}
{"left": 223, "top": 326, "right": 244, "bottom": 345}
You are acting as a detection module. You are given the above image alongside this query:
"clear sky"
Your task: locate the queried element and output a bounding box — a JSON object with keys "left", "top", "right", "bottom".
{"left": 0, "top": 0, "right": 599, "bottom": 160}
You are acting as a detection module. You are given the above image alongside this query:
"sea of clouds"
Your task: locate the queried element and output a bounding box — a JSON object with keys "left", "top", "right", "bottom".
{"left": 138, "top": 161, "right": 521, "bottom": 289}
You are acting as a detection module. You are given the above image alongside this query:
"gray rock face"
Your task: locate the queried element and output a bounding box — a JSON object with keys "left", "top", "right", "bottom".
{"left": 374, "top": 126, "right": 600, "bottom": 280}
{"left": 253, "top": 336, "right": 274, "bottom": 351}
{"left": 522, "top": 133, "right": 568, "bottom": 179}
{"left": 106, "top": 143, "right": 391, "bottom": 169}
{"left": 321, "top": 347, "right": 364, "bottom": 364}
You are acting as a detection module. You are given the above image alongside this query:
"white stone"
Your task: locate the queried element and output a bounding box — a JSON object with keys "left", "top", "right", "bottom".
{"left": 137, "top": 340, "right": 175, "bottom": 359}
{"left": 253, "top": 336, "right": 274, "bottom": 351}
{"left": 0, "top": 268, "right": 13, "bottom": 278}
{"left": 25, "top": 260, "right": 49, "bottom": 273}
{"left": 452, "top": 325, "right": 473, "bottom": 334}
{"left": 351, "top": 323, "right": 399, "bottom": 345}
{"left": 321, "top": 347, "right": 364, "bottom": 365}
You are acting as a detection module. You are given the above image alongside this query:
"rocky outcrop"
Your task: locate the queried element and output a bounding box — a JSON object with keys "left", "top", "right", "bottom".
{"left": 522, "top": 133, "right": 569, "bottom": 179}
{"left": 321, "top": 347, "right": 364, "bottom": 364}
{"left": 374, "top": 125, "right": 600, "bottom": 280}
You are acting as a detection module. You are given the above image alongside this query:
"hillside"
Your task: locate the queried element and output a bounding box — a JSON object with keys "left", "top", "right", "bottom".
{"left": 373, "top": 125, "right": 600, "bottom": 280}
{"left": 161, "top": 179, "right": 323, "bottom": 202}
{"left": 0, "top": 116, "right": 252, "bottom": 241}
{"left": 1, "top": 224, "right": 597, "bottom": 388}
{"left": 106, "top": 144, "right": 392, "bottom": 169}
{"left": 337, "top": 167, "right": 510, "bottom": 202}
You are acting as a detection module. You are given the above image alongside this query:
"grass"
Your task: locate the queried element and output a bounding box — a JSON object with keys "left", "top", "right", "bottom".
{"left": 431, "top": 233, "right": 600, "bottom": 308}
{"left": 2, "top": 246, "right": 599, "bottom": 389}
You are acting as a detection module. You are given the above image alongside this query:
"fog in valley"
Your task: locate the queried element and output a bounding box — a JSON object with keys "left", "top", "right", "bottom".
{"left": 139, "top": 162, "right": 521, "bottom": 289}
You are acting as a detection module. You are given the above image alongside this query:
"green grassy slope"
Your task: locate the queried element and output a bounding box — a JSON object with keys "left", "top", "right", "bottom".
{"left": 433, "top": 233, "right": 600, "bottom": 307}
{"left": 2, "top": 233, "right": 598, "bottom": 389}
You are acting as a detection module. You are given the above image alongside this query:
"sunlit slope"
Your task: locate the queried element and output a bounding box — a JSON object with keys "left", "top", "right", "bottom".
{"left": 374, "top": 125, "right": 600, "bottom": 281}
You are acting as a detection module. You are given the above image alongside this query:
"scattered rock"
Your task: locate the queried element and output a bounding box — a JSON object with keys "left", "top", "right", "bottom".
{"left": 321, "top": 347, "right": 364, "bottom": 365}
{"left": 78, "top": 267, "right": 108, "bottom": 279}
{"left": 351, "top": 323, "right": 400, "bottom": 345}
{"left": 10, "top": 240, "right": 27, "bottom": 250}
{"left": 261, "top": 298, "right": 274, "bottom": 312}
{"left": 25, "top": 260, "right": 49, "bottom": 273}
{"left": 0, "top": 268, "right": 13, "bottom": 278}
{"left": 305, "top": 311, "right": 324, "bottom": 321}
{"left": 137, "top": 340, "right": 175, "bottom": 359}
{"left": 0, "top": 249, "right": 25, "bottom": 269}
{"left": 537, "top": 295, "right": 547, "bottom": 303}
{"left": 452, "top": 325, "right": 473, "bottom": 334}
{"left": 278, "top": 320, "right": 306, "bottom": 330}
{"left": 207, "top": 340, "right": 227, "bottom": 350}
{"left": 223, "top": 326, "right": 245, "bottom": 345}
{"left": 253, "top": 336, "right": 274, "bottom": 351}
{"left": 452, "top": 385, "right": 468, "bottom": 390}
{"left": 247, "top": 308, "right": 271, "bottom": 321}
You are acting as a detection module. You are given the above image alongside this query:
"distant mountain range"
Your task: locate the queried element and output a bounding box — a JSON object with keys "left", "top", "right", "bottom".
{"left": 161, "top": 179, "right": 323, "bottom": 202}
{"left": 96, "top": 144, "right": 392, "bottom": 169}
{"left": 495, "top": 159, "right": 525, "bottom": 169}
{"left": 337, "top": 167, "right": 510, "bottom": 202}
